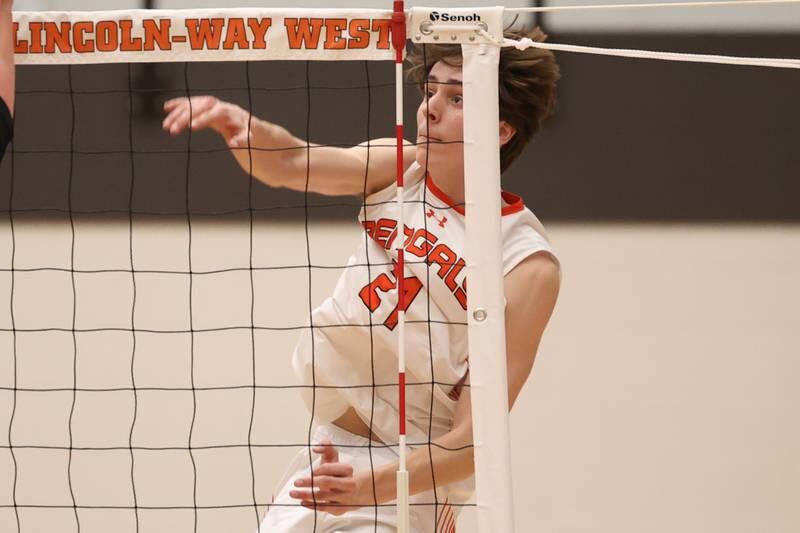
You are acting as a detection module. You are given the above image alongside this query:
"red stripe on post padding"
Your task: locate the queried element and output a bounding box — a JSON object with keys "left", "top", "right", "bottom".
{"left": 398, "top": 371, "right": 406, "bottom": 435}
{"left": 395, "top": 124, "right": 404, "bottom": 186}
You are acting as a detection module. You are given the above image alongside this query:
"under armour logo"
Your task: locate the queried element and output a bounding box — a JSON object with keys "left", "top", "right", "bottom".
{"left": 426, "top": 209, "right": 448, "bottom": 228}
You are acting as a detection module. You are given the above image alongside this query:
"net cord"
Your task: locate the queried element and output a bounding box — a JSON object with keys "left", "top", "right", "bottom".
{"left": 488, "top": 31, "right": 800, "bottom": 70}
{"left": 508, "top": 0, "right": 800, "bottom": 13}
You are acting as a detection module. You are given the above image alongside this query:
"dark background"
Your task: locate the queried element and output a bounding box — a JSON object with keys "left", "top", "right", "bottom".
{"left": 2, "top": 32, "right": 798, "bottom": 223}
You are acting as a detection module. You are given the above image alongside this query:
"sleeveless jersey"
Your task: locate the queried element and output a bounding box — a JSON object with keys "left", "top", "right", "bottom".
{"left": 291, "top": 162, "right": 558, "bottom": 446}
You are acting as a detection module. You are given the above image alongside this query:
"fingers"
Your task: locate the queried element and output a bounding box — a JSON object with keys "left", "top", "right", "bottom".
{"left": 162, "top": 100, "right": 192, "bottom": 135}
{"left": 162, "top": 97, "right": 185, "bottom": 112}
{"left": 306, "top": 462, "right": 355, "bottom": 480}
{"left": 318, "top": 463, "right": 354, "bottom": 477}
{"left": 290, "top": 480, "right": 355, "bottom": 502}
{"left": 163, "top": 95, "right": 217, "bottom": 113}
{"left": 291, "top": 477, "right": 355, "bottom": 495}
{"left": 312, "top": 439, "right": 339, "bottom": 464}
{"left": 294, "top": 472, "right": 355, "bottom": 491}
{"left": 194, "top": 103, "right": 242, "bottom": 135}
{"left": 162, "top": 96, "right": 219, "bottom": 135}
{"left": 290, "top": 466, "right": 356, "bottom": 497}
{"left": 164, "top": 106, "right": 192, "bottom": 135}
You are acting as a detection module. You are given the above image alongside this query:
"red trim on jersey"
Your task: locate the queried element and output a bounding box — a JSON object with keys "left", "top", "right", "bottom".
{"left": 425, "top": 174, "right": 524, "bottom": 216}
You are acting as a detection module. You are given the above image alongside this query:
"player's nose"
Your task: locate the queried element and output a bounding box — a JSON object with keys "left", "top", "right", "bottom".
{"left": 424, "top": 97, "right": 441, "bottom": 123}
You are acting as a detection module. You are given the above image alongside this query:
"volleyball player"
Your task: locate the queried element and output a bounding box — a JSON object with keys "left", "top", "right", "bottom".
{"left": 163, "top": 28, "right": 561, "bottom": 532}
{"left": 0, "top": 0, "right": 14, "bottom": 163}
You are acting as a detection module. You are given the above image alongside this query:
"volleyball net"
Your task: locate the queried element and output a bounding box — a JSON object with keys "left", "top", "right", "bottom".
{"left": 1, "top": 5, "right": 518, "bottom": 533}
{"left": 2, "top": 3, "right": 800, "bottom": 533}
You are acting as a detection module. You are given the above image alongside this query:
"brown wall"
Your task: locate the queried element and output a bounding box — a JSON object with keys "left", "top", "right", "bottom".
{"left": 517, "top": 32, "right": 800, "bottom": 221}
{"left": 2, "top": 33, "right": 798, "bottom": 222}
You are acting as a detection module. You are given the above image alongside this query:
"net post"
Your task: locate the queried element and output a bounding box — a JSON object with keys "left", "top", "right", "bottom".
{"left": 407, "top": 6, "right": 512, "bottom": 530}
{"left": 462, "top": 40, "right": 516, "bottom": 533}
{"left": 459, "top": 9, "right": 517, "bottom": 533}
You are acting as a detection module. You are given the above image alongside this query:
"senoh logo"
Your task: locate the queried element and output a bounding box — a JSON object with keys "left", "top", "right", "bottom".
{"left": 429, "top": 11, "right": 482, "bottom": 22}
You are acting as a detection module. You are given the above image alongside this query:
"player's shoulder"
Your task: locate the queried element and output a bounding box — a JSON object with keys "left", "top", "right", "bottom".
{"left": 513, "top": 251, "right": 560, "bottom": 280}
{"left": 503, "top": 251, "right": 560, "bottom": 326}
{"left": 505, "top": 203, "right": 551, "bottom": 241}
{"left": 505, "top": 250, "right": 561, "bottom": 300}
{"left": 352, "top": 137, "right": 417, "bottom": 197}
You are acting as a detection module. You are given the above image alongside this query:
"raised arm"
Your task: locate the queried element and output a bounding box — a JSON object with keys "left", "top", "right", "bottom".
{"left": 163, "top": 96, "right": 416, "bottom": 197}
{"left": 0, "top": 0, "right": 14, "bottom": 114}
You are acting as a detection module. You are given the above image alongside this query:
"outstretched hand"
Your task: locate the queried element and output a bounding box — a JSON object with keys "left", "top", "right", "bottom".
{"left": 289, "top": 439, "right": 375, "bottom": 516}
{"left": 162, "top": 96, "right": 252, "bottom": 149}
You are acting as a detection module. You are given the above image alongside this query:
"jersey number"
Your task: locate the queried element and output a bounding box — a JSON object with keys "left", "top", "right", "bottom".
{"left": 358, "top": 266, "right": 422, "bottom": 331}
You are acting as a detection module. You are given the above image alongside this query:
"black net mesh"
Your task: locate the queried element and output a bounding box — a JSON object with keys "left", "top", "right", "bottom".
{"left": 0, "top": 48, "right": 472, "bottom": 532}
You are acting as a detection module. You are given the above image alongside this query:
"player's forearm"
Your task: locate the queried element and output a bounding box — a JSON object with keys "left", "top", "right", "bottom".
{"left": 244, "top": 118, "right": 309, "bottom": 189}
{"left": 372, "top": 423, "right": 475, "bottom": 504}
{"left": 246, "top": 120, "right": 376, "bottom": 197}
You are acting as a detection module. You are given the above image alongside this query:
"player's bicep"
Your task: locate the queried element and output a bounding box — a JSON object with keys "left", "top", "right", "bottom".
{"left": 504, "top": 252, "right": 561, "bottom": 409}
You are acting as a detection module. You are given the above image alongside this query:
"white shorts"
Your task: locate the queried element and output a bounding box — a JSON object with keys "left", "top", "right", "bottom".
{"left": 258, "top": 424, "right": 463, "bottom": 532}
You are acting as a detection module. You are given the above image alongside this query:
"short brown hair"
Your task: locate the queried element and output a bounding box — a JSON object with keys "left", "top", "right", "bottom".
{"left": 406, "top": 28, "right": 560, "bottom": 173}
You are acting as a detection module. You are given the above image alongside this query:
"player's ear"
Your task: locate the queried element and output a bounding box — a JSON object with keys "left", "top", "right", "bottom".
{"left": 499, "top": 120, "right": 516, "bottom": 147}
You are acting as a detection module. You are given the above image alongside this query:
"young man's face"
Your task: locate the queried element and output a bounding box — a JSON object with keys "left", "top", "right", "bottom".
{"left": 415, "top": 60, "right": 464, "bottom": 178}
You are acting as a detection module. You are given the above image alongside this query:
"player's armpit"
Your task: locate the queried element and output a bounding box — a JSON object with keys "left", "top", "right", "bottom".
{"left": 503, "top": 251, "right": 561, "bottom": 410}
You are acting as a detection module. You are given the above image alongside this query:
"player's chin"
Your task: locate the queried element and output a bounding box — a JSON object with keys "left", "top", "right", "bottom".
{"left": 417, "top": 145, "right": 465, "bottom": 168}
{"left": 415, "top": 145, "right": 447, "bottom": 167}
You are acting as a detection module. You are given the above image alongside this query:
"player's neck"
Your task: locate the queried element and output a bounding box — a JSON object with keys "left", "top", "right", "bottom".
{"left": 429, "top": 169, "right": 511, "bottom": 210}
{"left": 430, "top": 168, "right": 465, "bottom": 206}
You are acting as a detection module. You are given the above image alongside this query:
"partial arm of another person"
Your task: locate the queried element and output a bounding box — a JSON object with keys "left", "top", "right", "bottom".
{"left": 163, "top": 95, "right": 416, "bottom": 197}
{"left": 0, "top": 0, "right": 13, "bottom": 115}
{"left": 289, "top": 251, "right": 561, "bottom": 513}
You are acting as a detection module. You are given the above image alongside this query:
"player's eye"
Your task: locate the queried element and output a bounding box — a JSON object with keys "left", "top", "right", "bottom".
{"left": 451, "top": 95, "right": 463, "bottom": 104}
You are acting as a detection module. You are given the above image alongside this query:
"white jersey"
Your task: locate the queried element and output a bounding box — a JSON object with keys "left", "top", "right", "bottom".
{"left": 292, "top": 162, "right": 558, "bottom": 447}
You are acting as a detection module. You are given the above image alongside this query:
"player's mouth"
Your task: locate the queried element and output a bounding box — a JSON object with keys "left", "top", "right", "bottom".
{"left": 418, "top": 134, "right": 442, "bottom": 143}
